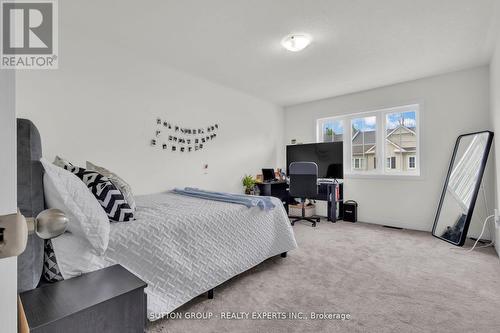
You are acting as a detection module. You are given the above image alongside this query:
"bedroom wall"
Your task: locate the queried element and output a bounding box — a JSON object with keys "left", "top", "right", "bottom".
{"left": 285, "top": 67, "right": 494, "bottom": 233}
{"left": 15, "top": 39, "right": 284, "bottom": 195}
{"left": 0, "top": 70, "right": 18, "bottom": 333}
{"left": 490, "top": 24, "right": 500, "bottom": 256}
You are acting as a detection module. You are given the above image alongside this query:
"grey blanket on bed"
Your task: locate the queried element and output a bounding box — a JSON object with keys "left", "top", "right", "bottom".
{"left": 172, "top": 187, "right": 276, "bottom": 211}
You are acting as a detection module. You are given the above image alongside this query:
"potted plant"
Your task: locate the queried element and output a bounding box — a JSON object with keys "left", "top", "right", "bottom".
{"left": 242, "top": 175, "right": 256, "bottom": 195}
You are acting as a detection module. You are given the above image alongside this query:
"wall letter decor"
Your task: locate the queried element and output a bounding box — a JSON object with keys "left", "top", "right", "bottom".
{"left": 150, "top": 118, "right": 219, "bottom": 153}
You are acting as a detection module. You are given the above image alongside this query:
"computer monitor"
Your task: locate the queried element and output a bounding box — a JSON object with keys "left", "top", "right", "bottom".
{"left": 286, "top": 142, "right": 343, "bottom": 179}
{"left": 262, "top": 168, "right": 276, "bottom": 182}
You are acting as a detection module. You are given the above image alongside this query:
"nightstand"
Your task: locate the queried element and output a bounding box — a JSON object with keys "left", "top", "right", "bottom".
{"left": 19, "top": 264, "right": 148, "bottom": 333}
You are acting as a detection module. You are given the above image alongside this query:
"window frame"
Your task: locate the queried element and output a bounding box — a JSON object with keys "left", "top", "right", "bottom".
{"left": 316, "top": 104, "right": 420, "bottom": 178}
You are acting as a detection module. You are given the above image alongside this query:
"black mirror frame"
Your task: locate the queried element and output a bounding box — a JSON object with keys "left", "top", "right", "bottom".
{"left": 432, "top": 130, "right": 494, "bottom": 246}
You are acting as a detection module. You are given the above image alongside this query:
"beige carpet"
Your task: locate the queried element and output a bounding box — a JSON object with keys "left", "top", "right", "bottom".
{"left": 147, "top": 220, "right": 500, "bottom": 333}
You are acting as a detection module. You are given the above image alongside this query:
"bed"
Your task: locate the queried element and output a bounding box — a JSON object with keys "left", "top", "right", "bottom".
{"left": 16, "top": 118, "right": 297, "bottom": 320}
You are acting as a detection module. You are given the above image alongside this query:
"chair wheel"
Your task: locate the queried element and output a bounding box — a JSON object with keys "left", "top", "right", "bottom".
{"left": 312, "top": 223, "right": 317, "bottom": 227}
{"left": 291, "top": 221, "right": 295, "bottom": 226}
{"left": 316, "top": 218, "right": 320, "bottom": 222}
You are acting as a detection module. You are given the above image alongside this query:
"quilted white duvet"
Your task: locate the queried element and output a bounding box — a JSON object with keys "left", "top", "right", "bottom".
{"left": 52, "top": 192, "right": 297, "bottom": 319}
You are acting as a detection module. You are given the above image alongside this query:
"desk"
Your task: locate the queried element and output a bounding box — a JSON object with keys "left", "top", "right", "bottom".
{"left": 256, "top": 181, "right": 343, "bottom": 222}
{"left": 256, "top": 180, "right": 288, "bottom": 198}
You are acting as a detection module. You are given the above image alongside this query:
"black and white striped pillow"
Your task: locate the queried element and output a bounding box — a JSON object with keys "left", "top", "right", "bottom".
{"left": 64, "top": 165, "right": 134, "bottom": 222}
{"left": 43, "top": 240, "right": 64, "bottom": 283}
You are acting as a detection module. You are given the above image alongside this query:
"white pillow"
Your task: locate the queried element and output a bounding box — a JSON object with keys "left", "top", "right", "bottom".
{"left": 41, "top": 158, "right": 110, "bottom": 255}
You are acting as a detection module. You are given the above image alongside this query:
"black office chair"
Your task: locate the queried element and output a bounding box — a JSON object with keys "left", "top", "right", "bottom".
{"left": 288, "top": 162, "right": 321, "bottom": 227}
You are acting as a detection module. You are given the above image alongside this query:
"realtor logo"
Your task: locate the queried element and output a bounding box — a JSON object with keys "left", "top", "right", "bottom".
{"left": 1, "top": 0, "right": 58, "bottom": 69}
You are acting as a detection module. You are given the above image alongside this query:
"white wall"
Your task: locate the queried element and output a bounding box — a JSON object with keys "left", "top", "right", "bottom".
{"left": 490, "top": 26, "right": 500, "bottom": 256}
{"left": 0, "top": 70, "right": 18, "bottom": 333}
{"left": 15, "top": 37, "right": 284, "bottom": 195}
{"left": 285, "top": 67, "right": 493, "bottom": 233}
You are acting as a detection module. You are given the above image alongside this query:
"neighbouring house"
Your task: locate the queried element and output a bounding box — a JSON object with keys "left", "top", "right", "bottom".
{"left": 352, "top": 129, "right": 376, "bottom": 170}
{"left": 351, "top": 125, "right": 417, "bottom": 171}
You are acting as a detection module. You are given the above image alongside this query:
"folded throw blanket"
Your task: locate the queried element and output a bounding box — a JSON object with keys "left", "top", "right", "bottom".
{"left": 172, "top": 187, "right": 276, "bottom": 211}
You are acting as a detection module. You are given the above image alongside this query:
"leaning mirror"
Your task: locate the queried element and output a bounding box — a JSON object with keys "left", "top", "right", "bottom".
{"left": 432, "top": 131, "right": 494, "bottom": 246}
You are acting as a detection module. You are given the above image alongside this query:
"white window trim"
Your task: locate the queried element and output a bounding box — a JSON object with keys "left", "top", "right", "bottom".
{"left": 316, "top": 104, "right": 421, "bottom": 178}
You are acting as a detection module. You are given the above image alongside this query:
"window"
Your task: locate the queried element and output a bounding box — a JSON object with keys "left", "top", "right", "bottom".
{"left": 317, "top": 119, "right": 343, "bottom": 142}
{"left": 316, "top": 104, "right": 420, "bottom": 177}
{"left": 353, "top": 158, "right": 363, "bottom": 169}
{"left": 386, "top": 157, "right": 396, "bottom": 169}
{"left": 351, "top": 116, "right": 376, "bottom": 172}
{"left": 385, "top": 109, "right": 417, "bottom": 173}
{"left": 408, "top": 156, "right": 416, "bottom": 169}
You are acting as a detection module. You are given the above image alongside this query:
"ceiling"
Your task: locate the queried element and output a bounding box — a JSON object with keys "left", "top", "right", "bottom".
{"left": 67, "top": 0, "right": 498, "bottom": 106}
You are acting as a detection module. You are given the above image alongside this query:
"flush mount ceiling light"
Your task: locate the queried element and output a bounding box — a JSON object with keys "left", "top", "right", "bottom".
{"left": 281, "top": 34, "right": 312, "bottom": 52}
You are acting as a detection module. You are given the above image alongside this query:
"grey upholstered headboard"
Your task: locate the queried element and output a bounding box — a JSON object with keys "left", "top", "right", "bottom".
{"left": 17, "top": 118, "right": 45, "bottom": 292}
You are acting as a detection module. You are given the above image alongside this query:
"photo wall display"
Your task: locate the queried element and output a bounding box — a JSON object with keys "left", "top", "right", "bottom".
{"left": 150, "top": 117, "right": 219, "bottom": 153}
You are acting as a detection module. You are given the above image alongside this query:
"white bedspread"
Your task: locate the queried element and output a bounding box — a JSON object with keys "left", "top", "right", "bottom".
{"left": 52, "top": 192, "right": 297, "bottom": 319}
